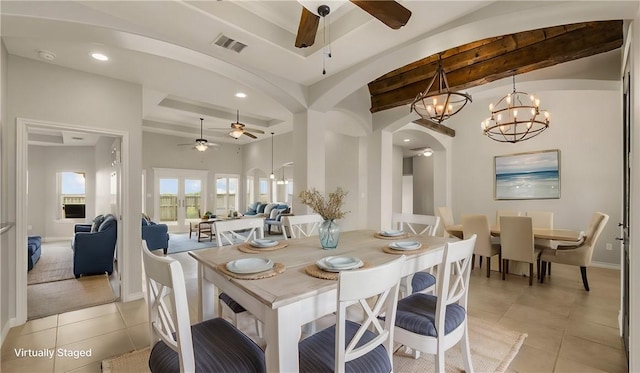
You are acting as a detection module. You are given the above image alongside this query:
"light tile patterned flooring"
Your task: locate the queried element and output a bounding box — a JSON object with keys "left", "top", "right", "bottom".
{"left": 1, "top": 251, "right": 628, "bottom": 372}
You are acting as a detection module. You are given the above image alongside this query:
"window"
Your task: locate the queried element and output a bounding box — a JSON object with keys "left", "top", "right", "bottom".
{"left": 246, "top": 176, "right": 254, "bottom": 204}
{"left": 60, "top": 171, "right": 86, "bottom": 219}
{"left": 216, "top": 175, "right": 239, "bottom": 215}
{"left": 258, "top": 178, "right": 268, "bottom": 203}
{"left": 287, "top": 181, "right": 294, "bottom": 204}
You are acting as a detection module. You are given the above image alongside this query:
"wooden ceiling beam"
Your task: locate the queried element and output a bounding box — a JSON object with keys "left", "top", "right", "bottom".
{"left": 412, "top": 119, "right": 456, "bottom": 137}
{"left": 369, "top": 21, "right": 623, "bottom": 113}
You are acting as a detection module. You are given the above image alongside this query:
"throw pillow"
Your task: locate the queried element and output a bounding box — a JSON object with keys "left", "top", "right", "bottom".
{"left": 249, "top": 201, "right": 260, "bottom": 212}
{"left": 141, "top": 218, "right": 149, "bottom": 226}
{"left": 269, "top": 208, "right": 280, "bottom": 220}
{"left": 264, "top": 203, "right": 277, "bottom": 216}
{"left": 91, "top": 215, "right": 105, "bottom": 232}
{"left": 257, "top": 203, "right": 268, "bottom": 214}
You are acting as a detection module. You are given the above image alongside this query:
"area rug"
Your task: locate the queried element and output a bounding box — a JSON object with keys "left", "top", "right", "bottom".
{"left": 167, "top": 232, "right": 249, "bottom": 254}
{"left": 101, "top": 317, "right": 526, "bottom": 373}
{"left": 27, "top": 241, "right": 75, "bottom": 285}
{"left": 28, "top": 274, "right": 116, "bottom": 320}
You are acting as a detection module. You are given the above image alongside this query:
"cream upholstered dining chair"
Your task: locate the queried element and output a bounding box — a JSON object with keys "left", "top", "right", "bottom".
{"left": 436, "top": 206, "right": 459, "bottom": 238}
{"left": 282, "top": 214, "right": 323, "bottom": 240}
{"left": 540, "top": 212, "right": 609, "bottom": 291}
{"left": 499, "top": 216, "right": 542, "bottom": 286}
{"left": 298, "top": 256, "right": 406, "bottom": 372}
{"left": 526, "top": 210, "right": 554, "bottom": 247}
{"left": 391, "top": 213, "right": 440, "bottom": 298}
{"left": 462, "top": 214, "right": 501, "bottom": 277}
{"left": 142, "top": 242, "right": 266, "bottom": 373}
{"left": 393, "top": 235, "right": 476, "bottom": 372}
{"left": 495, "top": 210, "right": 522, "bottom": 226}
{"left": 213, "top": 217, "right": 265, "bottom": 337}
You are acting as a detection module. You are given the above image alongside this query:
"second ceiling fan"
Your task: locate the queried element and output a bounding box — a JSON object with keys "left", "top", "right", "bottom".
{"left": 214, "top": 110, "right": 265, "bottom": 139}
{"left": 295, "top": 0, "right": 412, "bottom": 48}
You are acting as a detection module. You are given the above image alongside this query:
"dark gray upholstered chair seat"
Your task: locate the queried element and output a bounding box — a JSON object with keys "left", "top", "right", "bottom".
{"left": 395, "top": 294, "right": 466, "bottom": 337}
{"left": 410, "top": 272, "right": 436, "bottom": 294}
{"left": 219, "top": 292, "right": 246, "bottom": 313}
{"left": 299, "top": 320, "right": 392, "bottom": 373}
{"left": 149, "top": 317, "right": 265, "bottom": 373}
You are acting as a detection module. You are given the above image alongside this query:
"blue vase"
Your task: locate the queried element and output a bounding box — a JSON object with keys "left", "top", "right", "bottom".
{"left": 319, "top": 219, "right": 340, "bottom": 249}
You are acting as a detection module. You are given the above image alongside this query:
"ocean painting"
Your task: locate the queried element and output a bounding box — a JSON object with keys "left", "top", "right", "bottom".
{"left": 494, "top": 150, "right": 560, "bottom": 200}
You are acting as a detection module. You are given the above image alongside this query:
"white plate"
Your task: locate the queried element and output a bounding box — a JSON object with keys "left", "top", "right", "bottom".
{"left": 316, "top": 256, "right": 363, "bottom": 272}
{"left": 250, "top": 239, "right": 278, "bottom": 248}
{"left": 379, "top": 230, "right": 404, "bottom": 237}
{"left": 226, "top": 258, "right": 274, "bottom": 274}
{"left": 389, "top": 241, "right": 422, "bottom": 251}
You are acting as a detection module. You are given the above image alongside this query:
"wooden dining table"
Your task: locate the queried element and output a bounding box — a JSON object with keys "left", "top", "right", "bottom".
{"left": 445, "top": 224, "right": 584, "bottom": 242}
{"left": 189, "top": 230, "right": 458, "bottom": 372}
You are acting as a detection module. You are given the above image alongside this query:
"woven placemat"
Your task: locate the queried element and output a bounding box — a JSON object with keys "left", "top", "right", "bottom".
{"left": 217, "top": 262, "right": 286, "bottom": 280}
{"left": 237, "top": 242, "right": 289, "bottom": 253}
{"left": 304, "top": 260, "right": 372, "bottom": 280}
{"left": 382, "top": 245, "right": 430, "bottom": 255}
{"left": 374, "top": 232, "right": 410, "bottom": 240}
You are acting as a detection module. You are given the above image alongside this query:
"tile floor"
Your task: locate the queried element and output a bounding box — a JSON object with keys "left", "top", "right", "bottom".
{"left": 1, "top": 251, "right": 629, "bottom": 372}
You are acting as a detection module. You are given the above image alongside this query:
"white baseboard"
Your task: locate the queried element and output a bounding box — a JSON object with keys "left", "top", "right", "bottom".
{"left": 591, "top": 261, "right": 621, "bottom": 270}
{"left": 1, "top": 318, "right": 11, "bottom": 346}
{"left": 121, "top": 291, "right": 144, "bottom": 303}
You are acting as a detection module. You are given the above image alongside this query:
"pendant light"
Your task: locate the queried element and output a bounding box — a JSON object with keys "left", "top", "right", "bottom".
{"left": 269, "top": 132, "right": 275, "bottom": 179}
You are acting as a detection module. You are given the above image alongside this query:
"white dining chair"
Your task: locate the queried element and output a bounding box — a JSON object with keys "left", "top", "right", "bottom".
{"left": 213, "top": 217, "right": 265, "bottom": 337}
{"left": 392, "top": 213, "right": 440, "bottom": 298}
{"left": 282, "top": 214, "right": 323, "bottom": 240}
{"left": 393, "top": 235, "right": 476, "bottom": 372}
{"left": 142, "top": 241, "right": 266, "bottom": 373}
{"left": 500, "top": 216, "right": 541, "bottom": 286}
{"left": 298, "top": 256, "right": 406, "bottom": 372}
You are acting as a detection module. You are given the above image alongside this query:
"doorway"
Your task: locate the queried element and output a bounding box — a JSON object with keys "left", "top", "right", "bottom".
{"left": 15, "top": 118, "right": 128, "bottom": 325}
{"left": 153, "top": 168, "right": 208, "bottom": 232}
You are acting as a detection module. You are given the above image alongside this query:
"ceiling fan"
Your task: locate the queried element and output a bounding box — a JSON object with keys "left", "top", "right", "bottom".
{"left": 295, "top": 0, "right": 412, "bottom": 48}
{"left": 178, "top": 118, "right": 219, "bottom": 152}
{"left": 222, "top": 110, "right": 265, "bottom": 140}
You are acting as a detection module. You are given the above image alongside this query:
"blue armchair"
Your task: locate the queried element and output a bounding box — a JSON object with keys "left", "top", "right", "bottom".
{"left": 71, "top": 214, "right": 117, "bottom": 278}
{"left": 142, "top": 218, "right": 169, "bottom": 255}
{"left": 27, "top": 236, "right": 42, "bottom": 271}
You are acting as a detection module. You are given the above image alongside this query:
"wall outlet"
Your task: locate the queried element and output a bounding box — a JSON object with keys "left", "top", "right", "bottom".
{"left": 606, "top": 243, "right": 613, "bottom": 251}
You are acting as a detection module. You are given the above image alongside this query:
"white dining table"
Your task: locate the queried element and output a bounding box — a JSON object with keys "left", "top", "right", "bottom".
{"left": 189, "top": 229, "right": 457, "bottom": 372}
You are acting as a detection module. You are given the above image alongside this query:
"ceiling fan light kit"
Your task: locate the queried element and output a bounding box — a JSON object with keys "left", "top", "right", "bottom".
{"left": 481, "top": 75, "right": 550, "bottom": 143}
{"left": 410, "top": 54, "right": 471, "bottom": 124}
{"left": 178, "top": 118, "right": 218, "bottom": 152}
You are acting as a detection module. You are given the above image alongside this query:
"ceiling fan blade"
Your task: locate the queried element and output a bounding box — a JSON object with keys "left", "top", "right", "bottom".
{"left": 350, "top": 0, "right": 411, "bottom": 30}
{"left": 178, "top": 143, "right": 195, "bottom": 146}
{"left": 246, "top": 128, "right": 265, "bottom": 135}
{"left": 295, "top": 7, "right": 320, "bottom": 48}
{"left": 243, "top": 131, "right": 258, "bottom": 139}
{"left": 205, "top": 142, "right": 219, "bottom": 146}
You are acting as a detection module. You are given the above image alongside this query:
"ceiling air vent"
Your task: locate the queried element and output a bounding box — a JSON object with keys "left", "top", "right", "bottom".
{"left": 212, "top": 34, "right": 247, "bottom": 53}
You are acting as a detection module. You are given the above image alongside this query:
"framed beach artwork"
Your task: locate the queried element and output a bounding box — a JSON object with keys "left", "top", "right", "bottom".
{"left": 494, "top": 149, "right": 560, "bottom": 200}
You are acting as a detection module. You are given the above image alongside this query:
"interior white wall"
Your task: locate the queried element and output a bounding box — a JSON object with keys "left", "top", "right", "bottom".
{"left": 142, "top": 131, "right": 243, "bottom": 218}
{"left": 27, "top": 145, "right": 96, "bottom": 240}
{"left": 325, "top": 131, "right": 360, "bottom": 232}
{"left": 449, "top": 88, "right": 622, "bottom": 266}
{"left": 6, "top": 56, "right": 143, "bottom": 316}
{"left": 95, "top": 137, "right": 115, "bottom": 217}
{"left": 413, "top": 154, "right": 435, "bottom": 215}
{"left": 392, "top": 147, "right": 403, "bottom": 215}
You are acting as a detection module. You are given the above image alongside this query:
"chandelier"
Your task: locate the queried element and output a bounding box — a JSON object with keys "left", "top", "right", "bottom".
{"left": 410, "top": 53, "right": 472, "bottom": 123}
{"left": 481, "top": 76, "right": 550, "bottom": 143}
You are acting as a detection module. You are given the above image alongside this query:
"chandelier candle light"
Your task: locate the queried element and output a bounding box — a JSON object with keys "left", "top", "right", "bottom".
{"left": 410, "top": 53, "right": 472, "bottom": 123}
{"left": 482, "top": 75, "right": 550, "bottom": 143}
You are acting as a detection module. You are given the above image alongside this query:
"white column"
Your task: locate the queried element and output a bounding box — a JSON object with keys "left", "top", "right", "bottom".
{"left": 292, "top": 110, "right": 326, "bottom": 214}
{"left": 366, "top": 129, "right": 393, "bottom": 230}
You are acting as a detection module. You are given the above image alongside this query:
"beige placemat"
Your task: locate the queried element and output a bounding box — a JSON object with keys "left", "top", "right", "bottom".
{"left": 304, "top": 261, "right": 372, "bottom": 280}
{"left": 217, "top": 262, "right": 285, "bottom": 280}
{"left": 374, "top": 232, "right": 411, "bottom": 240}
{"left": 382, "top": 245, "right": 430, "bottom": 255}
{"left": 237, "top": 242, "right": 289, "bottom": 253}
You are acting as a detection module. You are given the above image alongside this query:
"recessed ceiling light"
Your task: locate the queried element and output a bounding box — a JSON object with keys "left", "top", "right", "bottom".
{"left": 91, "top": 53, "right": 109, "bottom": 61}
{"left": 403, "top": 138, "right": 411, "bottom": 142}
{"left": 235, "top": 92, "right": 247, "bottom": 98}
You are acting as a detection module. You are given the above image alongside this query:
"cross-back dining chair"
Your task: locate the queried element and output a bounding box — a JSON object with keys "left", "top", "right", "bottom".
{"left": 298, "top": 255, "right": 406, "bottom": 373}
{"left": 500, "top": 216, "right": 541, "bottom": 286}
{"left": 213, "top": 217, "right": 264, "bottom": 337}
{"left": 392, "top": 213, "right": 440, "bottom": 236}
{"left": 462, "top": 214, "right": 501, "bottom": 277}
{"left": 393, "top": 235, "right": 476, "bottom": 372}
{"left": 392, "top": 213, "right": 440, "bottom": 298}
{"left": 214, "top": 217, "right": 264, "bottom": 247}
{"left": 282, "top": 214, "right": 323, "bottom": 240}
{"left": 540, "top": 212, "right": 609, "bottom": 291}
{"left": 142, "top": 242, "right": 266, "bottom": 373}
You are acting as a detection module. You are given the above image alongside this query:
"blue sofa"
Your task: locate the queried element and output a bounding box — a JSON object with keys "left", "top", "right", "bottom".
{"left": 71, "top": 214, "right": 118, "bottom": 278}
{"left": 27, "top": 235, "right": 42, "bottom": 271}
{"left": 142, "top": 217, "right": 169, "bottom": 255}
